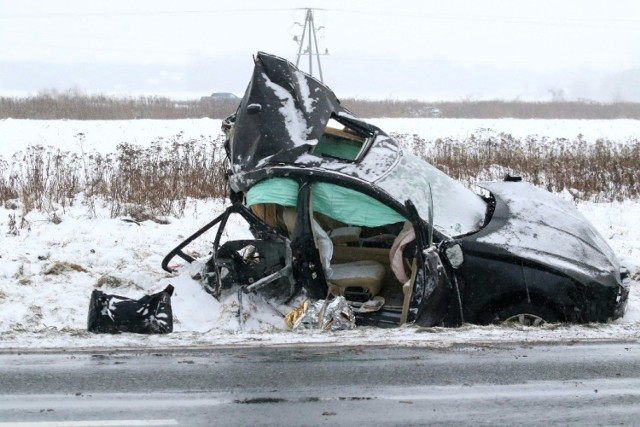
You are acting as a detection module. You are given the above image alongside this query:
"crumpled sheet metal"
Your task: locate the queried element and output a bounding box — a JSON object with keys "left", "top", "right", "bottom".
{"left": 286, "top": 297, "right": 356, "bottom": 331}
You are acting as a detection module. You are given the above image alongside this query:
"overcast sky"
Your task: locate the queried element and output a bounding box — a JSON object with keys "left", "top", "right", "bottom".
{"left": 1, "top": 0, "right": 639, "bottom": 101}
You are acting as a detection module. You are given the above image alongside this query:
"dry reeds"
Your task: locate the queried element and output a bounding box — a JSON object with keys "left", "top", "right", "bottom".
{"left": 0, "top": 94, "right": 238, "bottom": 120}
{"left": 1, "top": 135, "right": 228, "bottom": 221}
{"left": 3, "top": 94, "right": 640, "bottom": 120}
{"left": 398, "top": 133, "right": 640, "bottom": 201}
{"left": 1, "top": 132, "right": 638, "bottom": 226}
{"left": 343, "top": 99, "right": 640, "bottom": 119}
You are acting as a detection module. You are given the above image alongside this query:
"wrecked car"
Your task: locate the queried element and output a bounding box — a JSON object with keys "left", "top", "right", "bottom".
{"left": 163, "top": 52, "right": 629, "bottom": 327}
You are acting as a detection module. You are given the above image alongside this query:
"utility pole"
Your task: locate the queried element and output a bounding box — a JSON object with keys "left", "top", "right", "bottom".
{"left": 293, "top": 8, "right": 328, "bottom": 82}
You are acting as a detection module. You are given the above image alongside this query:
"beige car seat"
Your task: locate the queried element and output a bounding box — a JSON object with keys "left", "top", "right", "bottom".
{"left": 311, "top": 218, "right": 385, "bottom": 298}
{"left": 329, "top": 260, "right": 386, "bottom": 297}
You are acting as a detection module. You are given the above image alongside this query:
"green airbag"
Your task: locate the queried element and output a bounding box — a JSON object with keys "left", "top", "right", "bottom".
{"left": 246, "top": 178, "right": 405, "bottom": 227}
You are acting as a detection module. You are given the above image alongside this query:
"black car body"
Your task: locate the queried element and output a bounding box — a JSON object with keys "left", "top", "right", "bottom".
{"left": 163, "top": 52, "right": 629, "bottom": 327}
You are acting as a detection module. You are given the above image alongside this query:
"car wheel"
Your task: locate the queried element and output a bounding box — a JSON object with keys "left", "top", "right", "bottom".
{"left": 491, "top": 303, "right": 560, "bottom": 326}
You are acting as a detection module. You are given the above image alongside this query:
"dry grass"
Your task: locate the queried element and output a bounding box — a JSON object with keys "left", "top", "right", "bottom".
{"left": 2, "top": 94, "right": 640, "bottom": 120}
{"left": 0, "top": 131, "right": 638, "bottom": 227}
{"left": 43, "top": 261, "right": 88, "bottom": 275}
{"left": 0, "top": 94, "right": 238, "bottom": 120}
{"left": 398, "top": 133, "right": 640, "bottom": 201}
{"left": 344, "top": 99, "right": 640, "bottom": 119}
{"left": 1, "top": 135, "right": 228, "bottom": 220}
{"left": 95, "top": 274, "right": 139, "bottom": 289}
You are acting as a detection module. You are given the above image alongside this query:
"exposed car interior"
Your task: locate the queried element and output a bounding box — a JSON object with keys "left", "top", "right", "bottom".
{"left": 249, "top": 195, "right": 416, "bottom": 315}
{"left": 243, "top": 117, "right": 420, "bottom": 319}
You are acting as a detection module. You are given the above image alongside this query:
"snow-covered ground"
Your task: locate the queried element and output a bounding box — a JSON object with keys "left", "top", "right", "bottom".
{"left": 0, "top": 118, "right": 639, "bottom": 350}
{"left": 369, "top": 118, "right": 640, "bottom": 143}
{"left": 0, "top": 118, "right": 222, "bottom": 159}
{"left": 2, "top": 117, "right": 640, "bottom": 160}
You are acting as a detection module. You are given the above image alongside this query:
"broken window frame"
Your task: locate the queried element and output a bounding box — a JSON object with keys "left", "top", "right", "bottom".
{"left": 313, "top": 113, "right": 379, "bottom": 163}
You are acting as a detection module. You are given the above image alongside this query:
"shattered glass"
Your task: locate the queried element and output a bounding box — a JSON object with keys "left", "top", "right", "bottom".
{"left": 377, "top": 152, "right": 487, "bottom": 236}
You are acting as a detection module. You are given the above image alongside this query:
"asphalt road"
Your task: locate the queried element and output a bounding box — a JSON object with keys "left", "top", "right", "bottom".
{"left": 1, "top": 341, "right": 639, "bottom": 426}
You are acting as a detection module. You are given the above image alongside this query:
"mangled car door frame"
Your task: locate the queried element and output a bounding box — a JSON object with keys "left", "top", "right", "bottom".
{"left": 400, "top": 199, "right": 451, "bottom": 326}
{"left": 161, "top": 203, "right": 296, "bottom": 300}
{"left": 289, "top": 182, "right": 330, "bottom": 299}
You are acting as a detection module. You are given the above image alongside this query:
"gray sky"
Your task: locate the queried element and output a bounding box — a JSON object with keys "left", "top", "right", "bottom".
{"left": 1, "top": 0, "right": 639, "bottom": 101}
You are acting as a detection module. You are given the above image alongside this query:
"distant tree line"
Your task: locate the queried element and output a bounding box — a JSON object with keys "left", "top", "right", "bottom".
{"left": 0, "top": 94, "right": 239, "bottom": 120}
{"left": 342, "top": 99, "right": 640, "bottom": 119}
{"left": 2, "top": 93, "right": 640, "bottom": 119}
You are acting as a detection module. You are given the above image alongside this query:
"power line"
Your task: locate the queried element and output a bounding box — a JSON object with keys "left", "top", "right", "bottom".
{"left": 293, "top": 8, "right": 328, "bottom": 82}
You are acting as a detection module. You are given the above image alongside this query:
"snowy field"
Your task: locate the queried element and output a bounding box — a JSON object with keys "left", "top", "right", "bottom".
{"left": 2, "top": 117, "right": 640, "bottom": 159}
{"left": 1, "top": 118, "right": 639, "bottom": 350}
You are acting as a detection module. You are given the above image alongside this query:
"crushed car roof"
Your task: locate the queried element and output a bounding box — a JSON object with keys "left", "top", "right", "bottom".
{"left": 227, "top": 52, "right": 487, "bottom": 236}
{"left": 228, "top": 52, "right": 402, "bottom": 189}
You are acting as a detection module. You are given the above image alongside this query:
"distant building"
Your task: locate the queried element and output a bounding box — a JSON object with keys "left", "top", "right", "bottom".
{"left": 209, "top": 92, "right": 239, "bottom": 100}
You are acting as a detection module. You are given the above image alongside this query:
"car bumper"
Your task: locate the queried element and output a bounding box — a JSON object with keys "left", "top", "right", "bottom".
{"left": 613, "top": 278, "right": 631, "bottom": 320}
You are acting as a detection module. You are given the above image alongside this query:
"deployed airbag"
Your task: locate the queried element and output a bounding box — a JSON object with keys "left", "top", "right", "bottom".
{"left": 246, "top": 177, "right": 406, "bottom": 227}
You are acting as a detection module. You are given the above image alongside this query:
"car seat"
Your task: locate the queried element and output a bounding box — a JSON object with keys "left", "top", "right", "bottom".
{"left": 311, "top": 217, "right": 385, "bottom": 299}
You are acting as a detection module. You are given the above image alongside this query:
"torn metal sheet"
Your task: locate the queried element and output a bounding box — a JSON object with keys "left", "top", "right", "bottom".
{"left": 228, "top": 52, "right": 402, "bottom": 192}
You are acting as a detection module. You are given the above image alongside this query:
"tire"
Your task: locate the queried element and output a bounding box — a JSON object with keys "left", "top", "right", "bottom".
{"left": 487, "top": 302, "right": 560, "bottom": 326}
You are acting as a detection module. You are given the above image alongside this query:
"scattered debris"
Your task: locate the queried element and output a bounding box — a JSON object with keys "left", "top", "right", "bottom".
{"left": 87, "top": 285, "right": 174, "bottom": 334}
